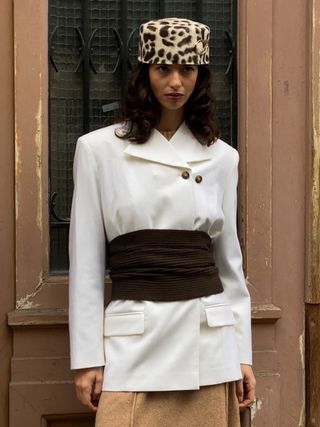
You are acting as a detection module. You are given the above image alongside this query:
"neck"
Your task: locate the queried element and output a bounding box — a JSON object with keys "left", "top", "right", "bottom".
{"left": 156, "top": 108, "right": 184, "bottom": 133}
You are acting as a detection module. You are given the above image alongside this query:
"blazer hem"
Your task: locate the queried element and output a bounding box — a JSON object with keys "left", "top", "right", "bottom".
{"left": 101, "top": 365, "right": 242, "bottom": 392}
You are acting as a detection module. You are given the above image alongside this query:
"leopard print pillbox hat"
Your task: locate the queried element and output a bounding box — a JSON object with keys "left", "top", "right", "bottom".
{"left": 138, "top": 17, "right": 210, "bottom": 65}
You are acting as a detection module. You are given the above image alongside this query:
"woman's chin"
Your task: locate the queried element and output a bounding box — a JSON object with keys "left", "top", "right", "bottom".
{"left": 160, "top": 102, "right": 186, "bottom": 111}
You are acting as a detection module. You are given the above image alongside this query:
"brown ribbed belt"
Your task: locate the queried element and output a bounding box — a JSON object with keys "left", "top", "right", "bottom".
{"left": 107, "top": 229, "right": 224, "bottom": 302}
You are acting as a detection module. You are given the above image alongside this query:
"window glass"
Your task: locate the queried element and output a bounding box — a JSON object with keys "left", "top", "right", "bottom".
{"left": 48, "top": 0, "right": 237, "bottom": 272}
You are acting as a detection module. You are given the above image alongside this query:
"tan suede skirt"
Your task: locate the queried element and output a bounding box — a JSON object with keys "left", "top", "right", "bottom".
{"left": 95, "top": 381, "right": 241, "bottom": 427}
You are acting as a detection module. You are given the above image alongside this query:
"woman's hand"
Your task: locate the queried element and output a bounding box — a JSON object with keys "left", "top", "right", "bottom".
{"left": 236, "top": 364, "right": 256, "bottom": 410}
{"left": 74, "top": 366, "right": 104, "bottom": 412}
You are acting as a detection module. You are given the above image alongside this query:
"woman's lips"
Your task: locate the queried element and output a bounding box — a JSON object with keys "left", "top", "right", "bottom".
{"left": 164, "top": 93, "right": 184, "bottom": 101}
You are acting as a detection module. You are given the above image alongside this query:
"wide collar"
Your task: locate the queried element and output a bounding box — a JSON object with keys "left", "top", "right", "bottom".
{"left": 123, "top": 122, "right": 214, "bottom": 169}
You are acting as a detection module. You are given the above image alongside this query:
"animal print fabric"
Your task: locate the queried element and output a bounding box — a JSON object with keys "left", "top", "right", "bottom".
{"left": 138, "top": 17, "right": 210, "bottom": 65}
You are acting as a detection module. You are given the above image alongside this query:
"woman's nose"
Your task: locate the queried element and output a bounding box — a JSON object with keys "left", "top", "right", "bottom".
{"left": 168, "top": 71, "right": 182, "bottom": 89}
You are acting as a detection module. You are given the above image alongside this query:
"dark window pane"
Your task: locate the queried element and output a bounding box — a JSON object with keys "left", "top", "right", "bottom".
{"left": 48, "top": 0, "right": 237, "bottom": 273}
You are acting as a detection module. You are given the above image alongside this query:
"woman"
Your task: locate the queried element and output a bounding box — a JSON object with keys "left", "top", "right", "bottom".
{"left": 69, "top": 17, "right": 256, "bottom": 426}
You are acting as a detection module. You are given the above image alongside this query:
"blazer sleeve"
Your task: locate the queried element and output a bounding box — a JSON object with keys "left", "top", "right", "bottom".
{"left": 213, "top": 149, "right": 253, "bottom": 365}
{"left": 68, "top": 138, "right": 106, "bottom": 370}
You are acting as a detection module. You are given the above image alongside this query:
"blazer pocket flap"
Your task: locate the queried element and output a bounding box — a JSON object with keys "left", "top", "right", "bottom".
{"left": 104, "top": 311, "right": 145, "bottom": 337}
{"left": 205, "top": 305, "right": 236, "bottom": 327}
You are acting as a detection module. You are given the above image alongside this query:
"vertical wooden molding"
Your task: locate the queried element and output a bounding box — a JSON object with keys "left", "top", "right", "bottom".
{"left": 14, "top": 0, "right": 49, "bottom": 308}
{"left": 238, "top": 0, "right": 273, "bottom": 304}
{"left": 306, "top": 0, "right": 320, "bottom": 426}
{"left": 306, "top": 0, "right": 320, "bottom": 304}
{"left": 0, "top": 0, "right": 15, "bottom": 426}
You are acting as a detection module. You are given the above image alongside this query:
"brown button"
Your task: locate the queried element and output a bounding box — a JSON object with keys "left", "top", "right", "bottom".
{"left": 195, "top": 175, "right": 203, "bottom": 183}
{"left": 181, "top": 171, "right": 190, "bottom": 179}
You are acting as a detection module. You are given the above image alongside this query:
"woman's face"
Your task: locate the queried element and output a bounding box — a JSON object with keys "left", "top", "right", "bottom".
{"left": 149, "top": 64, "right": 198, "bottom": 112}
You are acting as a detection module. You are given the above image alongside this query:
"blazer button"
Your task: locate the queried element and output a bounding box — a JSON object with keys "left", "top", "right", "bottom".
{"left": 195, "top": 175, "right": 203, "bottom": 183}
{"left": 181, "top": 171, "right": 190, "bottom": 179}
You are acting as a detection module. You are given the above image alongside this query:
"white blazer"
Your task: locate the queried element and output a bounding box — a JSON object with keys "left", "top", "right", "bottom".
{"left": 68, "top": 122, "right": 252, "bottom": 392}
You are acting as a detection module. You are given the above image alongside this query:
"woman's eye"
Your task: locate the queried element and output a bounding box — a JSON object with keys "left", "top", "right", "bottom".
{"left": 157, "top": 65, "right": 169, "bottom": 73}
{"left": 183, "top": 66, "right": 195, "bottom": 73}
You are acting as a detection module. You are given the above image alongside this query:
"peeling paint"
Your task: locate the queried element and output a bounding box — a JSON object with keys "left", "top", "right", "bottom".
{"left": 35, "top": 96, "right": 43, "bottom": 231}
{"left": 15, "top": 272, "right": 45, "bottom": 309}
{"left": 251, "top": 397, "right": 263, "bottom": 420}
{"left": 299, "top": 332, "right": 305, "bottom": 372}
{"left": 14, "top": 41, "right": 17, "bottom": 78}
{"left": 299, "top": 400, "right": 305, "bottom": 427}
{"left": 251, "top": 304, "right": 280, "bottom": 313}
{"left": 14, "top": 39, "right": 20, "bottom": 220}
{"left": 311, "top": 140, "right": 320, "bottom": 258}
{"left": 15, "top": 126, "right": 22, "bottom": 220}
{"left": 299, "top": 333, "right": 306, "bottom": 426}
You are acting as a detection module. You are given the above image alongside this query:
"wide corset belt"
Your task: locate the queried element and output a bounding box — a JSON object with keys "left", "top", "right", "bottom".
{"left": 107, "top": 229, "right": 224, "bottom": 302}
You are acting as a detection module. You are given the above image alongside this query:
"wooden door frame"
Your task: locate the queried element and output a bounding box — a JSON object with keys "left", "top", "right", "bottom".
{"left": 238, "top": 0, "right": 306, "bottom": 424}
{"left": 305, "top": 0, "right": 320, "bottom": 425}
{"left": 0, "top": 0, "right": 15, "bottom": 426}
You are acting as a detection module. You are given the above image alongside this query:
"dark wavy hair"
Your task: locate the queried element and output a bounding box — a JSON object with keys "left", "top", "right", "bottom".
{"left": 115, "top": 63, "right": 221, "bottom": 146}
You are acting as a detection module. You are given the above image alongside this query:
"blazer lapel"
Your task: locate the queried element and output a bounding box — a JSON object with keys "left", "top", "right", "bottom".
{"left": 169, "top": 122, "right": 215, "bottom": 163}
{"left": 123, "top": 122, "right": 214, "bottom": 168}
